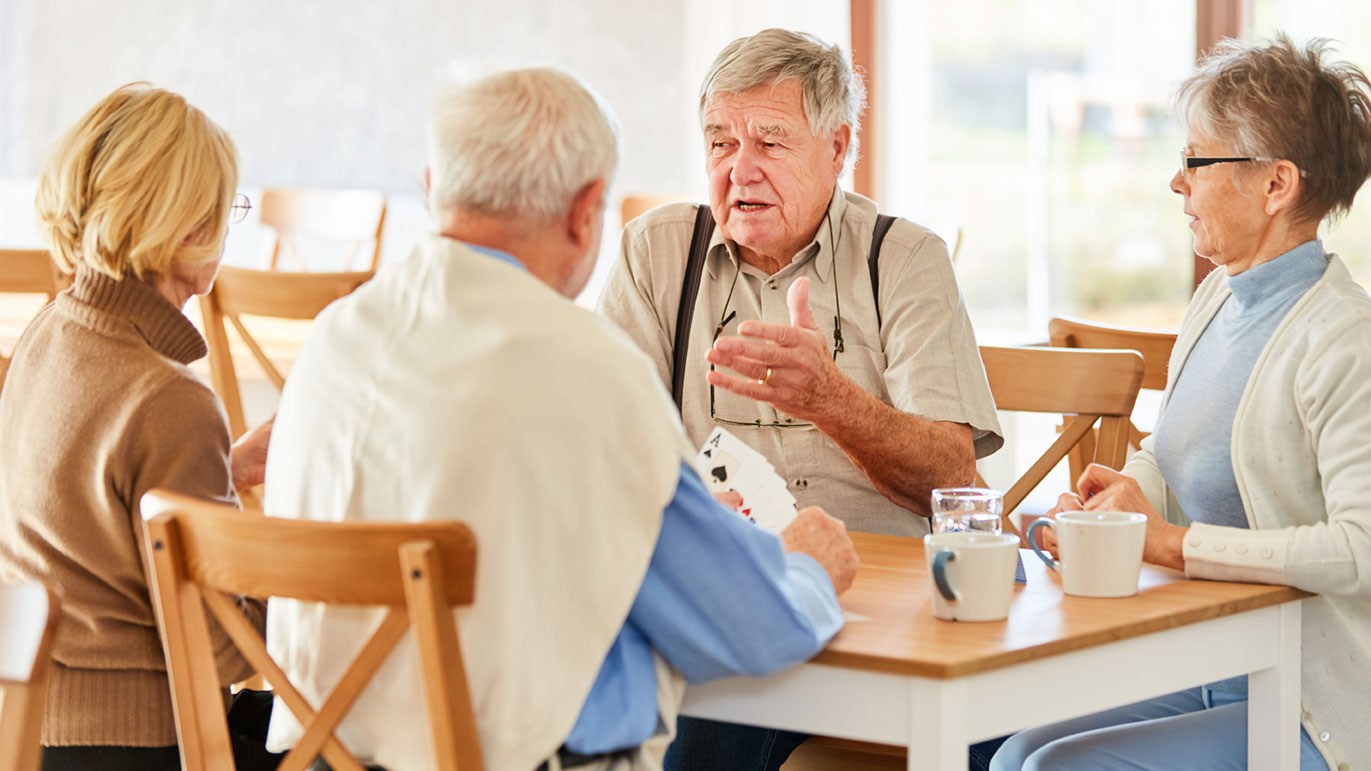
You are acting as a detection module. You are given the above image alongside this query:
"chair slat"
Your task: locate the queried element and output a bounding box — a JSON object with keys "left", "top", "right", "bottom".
{"left": 0, "top": 581, "right": 61, "bottom": 771}
{"left": 199, "top": 266, "right": 372, "bottom": 439}
{"left": 140, "top": 490, "right": 483, "bottom": 771}
{"left": 979, "top": 346, "right": 1144, "bottom": 525}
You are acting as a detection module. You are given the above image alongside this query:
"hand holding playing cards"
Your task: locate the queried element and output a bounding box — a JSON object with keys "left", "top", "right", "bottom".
{"left": 706, "top": 277, "right": 850, "bottom": 424}
{"left": 781, "top": 507, "right": 859, "bottom": 594}
{"left": 1075, "top": 464, "right": 1186, "bottom": 569}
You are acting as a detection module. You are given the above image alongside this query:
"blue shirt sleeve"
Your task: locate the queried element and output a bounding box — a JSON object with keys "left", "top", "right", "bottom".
{"left": 562, "top": 461, "right": 844, "bottom": 754}
{"left": 629, "top": 461, "right": 844, "bottom": 683}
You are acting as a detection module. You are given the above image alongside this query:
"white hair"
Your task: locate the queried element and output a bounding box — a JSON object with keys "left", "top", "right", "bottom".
{"left": 699, "top": 28, "right": 867, "bottom": 172}
{"left": 427, "top": 66, "right": 619, "bottom": 222}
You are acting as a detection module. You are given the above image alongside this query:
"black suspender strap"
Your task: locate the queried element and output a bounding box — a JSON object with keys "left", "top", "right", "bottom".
{"left": 671, "top": 205, "right": 716, "bottom": 412}
{"left": 671, "top": 207, "right": 895, "bottom": 414}
{"left": 868, "top": 214, "right": 897, "bottom": 328}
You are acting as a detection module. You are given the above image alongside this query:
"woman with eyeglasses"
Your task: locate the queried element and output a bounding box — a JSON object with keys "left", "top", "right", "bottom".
{"left": 989, "top": 35, "right": 1371, "bottom": 771}
{"left": 0, "top": 83, "right": 278, "bottom": 770}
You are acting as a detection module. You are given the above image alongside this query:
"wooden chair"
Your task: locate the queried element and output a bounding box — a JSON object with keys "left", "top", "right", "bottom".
{"left": 619, "top": 194, "right": 689, "bottom": 225}
{"left": 0, "top": 581, "right": 62, "bottom": 771}
{"left": 976, "top": 345, "right": 1145, "bottom": 534}
{"left": 1048, "top": 316, "right": 1177, "bottom": 482}
{"left": 259, "top": 188, "right": 387, "bottom": 272}
{"left": 927, "top": 222, "right": 964, "bottom": 263}
{"left": 199, "top": 266, "right": 371, "bottom": 439}
{"left": 0, "top": 249, "right": 70, "bottom": 391}
{"left": 141, "top": 490, "right": 482, "bottom": 771}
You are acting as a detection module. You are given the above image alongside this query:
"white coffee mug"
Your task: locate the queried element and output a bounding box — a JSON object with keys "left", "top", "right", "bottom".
{"left": 1027, "top": 511, "right": 1148, "bottom": 598}
{"left": 923, "top": 532, "right": 1021, "bottom": 622}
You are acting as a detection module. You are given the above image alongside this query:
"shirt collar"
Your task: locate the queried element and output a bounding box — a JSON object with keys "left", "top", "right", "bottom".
{"left": 464, "top": 242, "right": 526, "bottom": 272}
{"left": 706, "top": 185, "right": 846, "bottom": 283}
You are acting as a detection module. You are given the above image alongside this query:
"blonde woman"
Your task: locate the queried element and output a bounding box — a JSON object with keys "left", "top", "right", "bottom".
{"left": 0, "top": 84, "right": 277, "bottom": 771}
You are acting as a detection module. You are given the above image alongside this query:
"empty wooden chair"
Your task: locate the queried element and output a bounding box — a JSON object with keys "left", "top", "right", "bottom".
{"left": 619, "top": 194, "right": 690, "bottom": 226}
{"left": 141, "top": 490, "right": 482, "bottom": 771}
{"left": 259, "top": 188, "right": 387, "bottom": 272}
{"left": 0, "top": 581, "right": 62, "bottom": 771}
{"left": 1048, "top": 316, "right": 1177, "bottom": 482}
{"left": 0, "top": 249, "right": 70, "bottom": 391}
{"left": 199, "top": 267, "right": 371, "bottom": 439}
{"left": 977, "top": 345, "right": 1145, "bottom": 533}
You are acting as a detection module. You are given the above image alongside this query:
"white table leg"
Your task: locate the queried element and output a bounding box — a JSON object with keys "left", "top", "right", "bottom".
{"left": 909, "top": 679, "right": 969, "bottom": 771}
{"left": 1248, "top": 601, "right": 1301, "bottom": 771}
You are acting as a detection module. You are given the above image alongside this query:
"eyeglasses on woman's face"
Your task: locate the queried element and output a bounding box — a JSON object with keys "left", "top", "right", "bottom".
{"left": 229, "top": 193, "right": 253, "bottom": 225}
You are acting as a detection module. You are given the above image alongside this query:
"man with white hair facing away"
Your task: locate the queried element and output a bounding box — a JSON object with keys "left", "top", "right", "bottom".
{"left": 261, "top": 67, "right": 858, "bottom": 771}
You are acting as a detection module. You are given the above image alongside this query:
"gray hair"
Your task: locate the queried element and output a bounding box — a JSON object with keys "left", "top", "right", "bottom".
{"left": 1177, "top": 34, "right": 1371, "bottom": 223}
{"left": 699, "top": 28, "right": 867, "bottom": 172}
{"left": 427, "top": 67, "right": 619, "bottom": 222}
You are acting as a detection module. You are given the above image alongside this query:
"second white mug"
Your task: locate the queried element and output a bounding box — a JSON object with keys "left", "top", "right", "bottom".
{"left": 1027, "top": 511, "right": 1147, "bottom": 598}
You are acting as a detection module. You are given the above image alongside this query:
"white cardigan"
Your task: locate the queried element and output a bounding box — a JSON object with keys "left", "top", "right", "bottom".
{"left": 1125, "top": 255, "right": 1371, "bottom": 769}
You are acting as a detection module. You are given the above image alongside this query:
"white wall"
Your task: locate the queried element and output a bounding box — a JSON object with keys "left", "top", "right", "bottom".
{"left": 9, "top": 0, "right": 697, "bottom": 196}
{"left": 0, "top": 0, "right": 850, "bottom": 296}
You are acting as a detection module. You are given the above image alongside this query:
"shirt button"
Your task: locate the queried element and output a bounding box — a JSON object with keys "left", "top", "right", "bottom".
{"left": 1236, "top": 544, "right": 1248, "bottom": 555}
{"left": 1320, "top": 731, "right": 1331, "bottom": 742}
{"left": 1302, "top": 710, "right": 1311, "bottom": 721}
{"left": 768, "top": 281, "right": 778, "bottom": 290}
{"left": 1189, "top": 537, "right": 1202, "bottom": 548}
{"left": 1261, "top": 547, "right": 1274, "bottom": 559}
{"left": 1214, "top": 542, "right": 1226, "bottom": 552}
{"left": 794, "top": 479, "right": 808, "bottom": 490}
{"left": 1338, "top": 764, "right": 1349, "bottom": 771}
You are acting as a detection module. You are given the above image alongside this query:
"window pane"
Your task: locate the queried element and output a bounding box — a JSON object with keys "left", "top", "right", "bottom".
{"left": 891, "top": 0, "right": 1197, "bottom": 338}
{"left": 1250, "top": 2, "right": 1371, "bottom": 288}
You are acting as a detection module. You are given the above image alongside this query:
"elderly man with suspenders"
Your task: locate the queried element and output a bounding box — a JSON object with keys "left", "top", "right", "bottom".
{"left": 599, "top": 28, "right": 1003, "bottom": 771}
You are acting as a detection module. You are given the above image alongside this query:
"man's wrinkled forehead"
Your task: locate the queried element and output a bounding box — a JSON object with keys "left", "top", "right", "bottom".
{"left": 703, "top": 121, "right": 793, "bottom": 139}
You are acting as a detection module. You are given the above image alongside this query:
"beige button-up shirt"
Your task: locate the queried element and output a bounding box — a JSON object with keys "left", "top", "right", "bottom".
{"left": 599, "top": 187, "right": 1002, "bottom": 536}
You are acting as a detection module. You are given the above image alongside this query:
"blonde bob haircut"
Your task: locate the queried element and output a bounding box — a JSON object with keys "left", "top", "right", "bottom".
{"left": 35, "top": 83, "right": 239, "bottom": 280}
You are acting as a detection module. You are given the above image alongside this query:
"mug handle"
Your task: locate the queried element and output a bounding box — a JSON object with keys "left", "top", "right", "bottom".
{"left": 932, "top": 549, "right": 958, "bottom": 602}
{"left": 1026, "top": 518, "right": 1060, "bottom": 572}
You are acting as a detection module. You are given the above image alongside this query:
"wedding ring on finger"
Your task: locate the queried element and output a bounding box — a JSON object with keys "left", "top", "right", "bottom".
{"left": 759, "top": 366, "right": 773, "bottom": 386}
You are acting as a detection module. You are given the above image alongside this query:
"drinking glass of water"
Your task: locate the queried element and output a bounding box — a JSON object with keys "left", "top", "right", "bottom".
{"left": 931, "top": 488, "right": 1004, "bottom": 534}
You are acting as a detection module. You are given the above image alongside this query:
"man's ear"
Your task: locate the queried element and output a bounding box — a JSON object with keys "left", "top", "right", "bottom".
{"left": 567, "top": 178, "right": 607, "bottom": 249}
{"left": 1263, "top": 160, "right": 1303, "bottom": 217}
{"left": 830, "top": 124, "right": 852, "bottom": 174}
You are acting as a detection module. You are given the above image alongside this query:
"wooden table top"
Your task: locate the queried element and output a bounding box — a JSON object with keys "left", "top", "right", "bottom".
{"left": 819, "top": 531, "right": 1310, "bottom": 679}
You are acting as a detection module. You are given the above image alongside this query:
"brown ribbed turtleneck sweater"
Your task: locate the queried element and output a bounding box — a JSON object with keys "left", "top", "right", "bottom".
{"left": 0, "top": 267, "right": 263, "bottom": 747}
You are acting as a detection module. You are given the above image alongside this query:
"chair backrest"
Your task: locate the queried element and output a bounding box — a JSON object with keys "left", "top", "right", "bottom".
{"left": 977, "top": 346, "right": 1144, "bottom": 532}
{"left": 0, "top": 581, "right": 62, "bottom": 771}
{"left": 620, "top": 194, "right": 689, "bottom": 226}
{"left": 927, "top": 222, "right": 964, "bottom": 263}
{"left": 141, "top": 490, "right": 483, "bottom": 771}
{"left": 199, "top": 266, "right": 372, "bottom": 438}
{"left": 0, "top": 249, "right": 71, "bottom": 391}
{"left": 259, "top": 188, "right": 387, "bottom": 272}
{"left": 1047, "top": 316, "right": 1177, "bottom": 480}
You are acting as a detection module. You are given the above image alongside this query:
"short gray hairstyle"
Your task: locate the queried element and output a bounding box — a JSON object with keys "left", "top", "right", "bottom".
{"left": 427, "top": 67, "right": 619, "bottom": 222}
{"left": 1177, "top": 35, "right": 1371, "bottom": 223}
{"left": 699, "top": 28, "right": 867, "bottom": 172}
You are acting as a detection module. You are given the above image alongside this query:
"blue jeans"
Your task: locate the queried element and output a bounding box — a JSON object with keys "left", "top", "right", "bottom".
{"left": 665, "top": 717, "right": 1005, "bottom": 771}
{"left": 989, "top": 687, "right": 1329, "bottom": 771}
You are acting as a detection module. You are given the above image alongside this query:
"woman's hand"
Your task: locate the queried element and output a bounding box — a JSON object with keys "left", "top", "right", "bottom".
{"left": 1077, "top": 464, "right": 1187, "bottom": 570}
{"left": 229, "top": 415, "right": 274, "bottom": 493}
